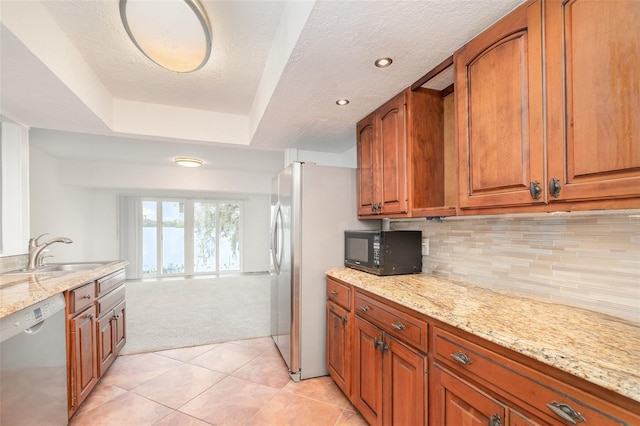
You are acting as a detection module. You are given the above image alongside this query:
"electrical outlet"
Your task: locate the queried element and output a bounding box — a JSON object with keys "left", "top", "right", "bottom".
{"left": 422, "top": 238, "right": 429, "bottom": 256}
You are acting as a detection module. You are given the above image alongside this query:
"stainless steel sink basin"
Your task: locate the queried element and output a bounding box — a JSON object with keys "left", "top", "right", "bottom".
{"left": 37, "top": 262, "right": 110, "bottom": 272}
{"left": 6, "top": 262, "right": 111, "bottom": 274}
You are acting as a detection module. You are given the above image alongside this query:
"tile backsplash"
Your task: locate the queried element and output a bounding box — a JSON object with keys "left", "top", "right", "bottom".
{"left": 392, "top": 211, "right": 640, "bottom": 321}
{"left": 0, "top": 254, "right": 28, "bottom": 273}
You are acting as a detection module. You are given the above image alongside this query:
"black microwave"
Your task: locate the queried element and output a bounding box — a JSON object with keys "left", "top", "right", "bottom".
{"left": 344, "top": 230, "right": 422, "bottom": 276}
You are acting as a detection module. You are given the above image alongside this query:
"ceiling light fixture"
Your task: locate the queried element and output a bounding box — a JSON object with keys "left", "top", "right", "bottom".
{"left": 119, "top": 0, "right": 212, "bottom": 73}
{"left": 336, "top": 99, "right": 350, "bottom": 106}
{"left": 175, "top": 157, "right": 203, "bottom": 167}
{"left": 374, "top": 57, "right": 393, "bottom": 68}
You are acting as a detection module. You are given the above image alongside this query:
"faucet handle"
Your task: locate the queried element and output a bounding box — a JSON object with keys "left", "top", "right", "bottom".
{"left": 30, "top": 233, "right": 49, "bottom": 246}
{"left": 38, "top": 254, "right": 54, "bottom": 267}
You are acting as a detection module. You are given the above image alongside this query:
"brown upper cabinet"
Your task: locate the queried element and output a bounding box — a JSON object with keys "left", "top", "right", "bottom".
{"left": 544, "top": 0, "right": 640, "bottom": 204}
{"left": 356, "top": 87, "right": 456, "bottom": 219}
{"left": 456, "top": 0, "right": 640, "bottom": 213}
{"left": 455, "top": 0, "right": 544, "bottom": 210}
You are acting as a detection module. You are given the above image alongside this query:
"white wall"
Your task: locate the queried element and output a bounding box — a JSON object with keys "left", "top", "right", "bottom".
{"left": 30, "top": 147, "right": 271, "bottom": 272}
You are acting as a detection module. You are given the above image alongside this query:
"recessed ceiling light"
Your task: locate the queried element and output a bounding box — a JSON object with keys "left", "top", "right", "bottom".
{"left": 374, "top": 57, "right": 393, "bottom": 68}
{"left": 336, "top": 99, "right": 350, "bottom": 106}
{"left": 175, "top": 157, "right": 203, "bottom": 167}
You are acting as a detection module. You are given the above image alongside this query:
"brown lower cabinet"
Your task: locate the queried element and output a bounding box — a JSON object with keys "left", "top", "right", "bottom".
{"left": 68, "top": 303, "right": 97, "bottom": 415}
{"left": 353, "top": 316, "right": 427, "bottom": 426}
{"left": 326, "top": 276, "right": 640, "bottom": 426}
{"left": 350, "top": 289, "right": 429, "bottom": 426}
{"left": 430, "top": 327, "right": 640, "bottom": 426}
{"left": 66, "top": 269, "right": 126, "bottom": 418}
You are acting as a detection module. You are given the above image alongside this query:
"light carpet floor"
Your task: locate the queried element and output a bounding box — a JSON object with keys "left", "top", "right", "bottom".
{"left": 121, "top": 274, "right": 271, "bottom": 355}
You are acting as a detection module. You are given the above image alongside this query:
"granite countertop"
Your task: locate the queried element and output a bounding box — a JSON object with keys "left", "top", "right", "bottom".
{"left": 327, "top": 267, "right": 640, "bottom": 404}
{"left": 0, "top": 260, "right": 128, "bottom": 319}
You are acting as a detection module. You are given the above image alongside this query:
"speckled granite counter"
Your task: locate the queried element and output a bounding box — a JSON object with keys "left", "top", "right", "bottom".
{"left": 0, "top": 261, "right": 127, "bottom": 318}
{"left": 327, "top": 267, "right": 640, "bottom": 404}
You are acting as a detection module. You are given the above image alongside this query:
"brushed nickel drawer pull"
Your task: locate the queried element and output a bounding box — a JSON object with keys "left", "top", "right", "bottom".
{"left": 450, "top": 351, "right": 472, "bottom": 365}
{"left": 546, "top": 401, "right": 585, "bottom": 424}
{"left": 391, "top": 322, "right": 406, "bottom": 330}
{"left": 330, "top": 290, "right": 339, "bottom": 296}
{"left": 81, "top": 295, "right": 91, "bottom": 300}
{"left": 358, "top": 305, "right": 370, "bottom": 312}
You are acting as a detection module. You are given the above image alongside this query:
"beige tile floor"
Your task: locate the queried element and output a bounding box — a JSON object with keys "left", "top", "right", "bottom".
{"left": 69, "top": 337, "right": 367, "bottom": 426}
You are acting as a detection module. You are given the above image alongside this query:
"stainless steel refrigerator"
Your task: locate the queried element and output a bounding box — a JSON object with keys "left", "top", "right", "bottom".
{"left": 270, "top": 162, "right": 376, "bottom": 381}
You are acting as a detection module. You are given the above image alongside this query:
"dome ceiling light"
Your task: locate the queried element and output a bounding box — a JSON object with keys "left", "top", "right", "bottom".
{"left": 119, "top": 0, "right": 212, "bottom": 73}
{"left": 175, "top": 157, "right": 203, "bottom": 167}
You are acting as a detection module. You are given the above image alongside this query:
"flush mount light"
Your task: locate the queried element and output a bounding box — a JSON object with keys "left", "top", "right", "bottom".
{"left": 119, "top": 0, "right": 212, "bottom": 73}
{"left": 374, "top": 57, "right": 393, "bottom": 68}
{"left": 336, "top": 99, "right": 350, "bottom": 106}
{"left": 175, "top": 157, "right": 203, "bottom": 167}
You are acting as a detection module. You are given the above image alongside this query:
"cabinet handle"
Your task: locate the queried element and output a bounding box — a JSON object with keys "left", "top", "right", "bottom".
{"left": 358, "top": 305, "right": 370, "bottom": 313}
{"left": 529, "top": 180, "right": 542, "bottom": 200}
{"left": 330, "top": 290, "right": 339, "bottom": 296}
{"left": 450, "top": 351, "right": 472, "bottom": 365}
{"left": 374, "top": 337, "right": 383, "bottom": 350}
{"left": 341, "top": 316, "right": 347, "bottom": 325}
{"left": 374, "top": 337, "right": 388, "bottom": 354}
{"left": 391, "top": 322, "right": 406, "bottom": 331}
{"left": 84, "top": 313, "right": 93, "bottom": 320}
{"left": 549, "top": 177, "right": 562, "bottom": 198}
{"left": 546, "top": 401, "right": 585, "bottom": 424}
{"left": 81, "top": 295, "right": 91, "bottom": 300}
{"left": 488, "top": 413, "right": 501, "bottom": 426}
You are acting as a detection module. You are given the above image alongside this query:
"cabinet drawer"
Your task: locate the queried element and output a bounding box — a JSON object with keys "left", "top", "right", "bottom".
{"left": 97, "top": 284, "right": 125, "bottom": 318}
{"left": 97, "top": 269, "right": 125, "bottom": 297}
{"left": 326, "top": 278, "right": 351, "bottom": 310}
{"left": 69, "top": 282, "right": 95, "bottom": 314}
{"left": 355, "top": 291, "right": 427, "bottom": 352}
{"left": 433, "top": 327, "right": 638, "bottom": 426}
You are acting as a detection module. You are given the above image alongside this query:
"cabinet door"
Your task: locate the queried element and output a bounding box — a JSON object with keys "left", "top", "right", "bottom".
{"left": 326, "top": 301, "right": 350, "bottom": 396}
{"left": 357, "top": 112, "right": 377, "bottom": 216}
{"left": 545, "top": 0, "right": 640, "bottom": 202}
{"left": 97, "top": 313, "right": 115, "bottom": 377}
{"left": 70, "top": 305, "right": 98, "bottom": 412}
{"left": 113, "top": 300, "right": 126, "bottom": 356}
{"left": 353, "top": 317, "right": 383, "bottom": 426}
{"left": 431, "top": 365, "right": 506, "bottom": 426}
{"left": 456, "top": 1, "right": 544, "bottom": 209}
{"left": 378, "top": 93, "right": 408, "bottom": 215}
{"left": 383, "top": 336, "right": 427, "bottom": 426}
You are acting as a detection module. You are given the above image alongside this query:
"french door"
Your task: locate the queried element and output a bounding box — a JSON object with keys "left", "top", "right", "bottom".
{"left": 142, "top": 199, "right": 240, "bottom": 277}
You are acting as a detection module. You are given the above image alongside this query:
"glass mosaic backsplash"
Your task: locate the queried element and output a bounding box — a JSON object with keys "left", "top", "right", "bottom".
{"left": 393, "top": 211, "right": 640, "bottom": 321}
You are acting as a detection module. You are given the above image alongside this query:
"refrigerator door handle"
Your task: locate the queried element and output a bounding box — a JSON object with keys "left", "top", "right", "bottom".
{"left": 270, "top": 202, "right": 283, "bottom": 275}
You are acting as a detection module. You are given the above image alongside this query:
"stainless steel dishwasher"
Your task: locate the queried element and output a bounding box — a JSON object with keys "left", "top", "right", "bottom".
{"left": 1, "top": 293, "right": 68, "bottom": 425}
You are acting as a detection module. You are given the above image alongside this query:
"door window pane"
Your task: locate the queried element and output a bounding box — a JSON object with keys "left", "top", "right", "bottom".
{"left": 162, "top": 201, "right": 185, "bottom": 274}
{"left": 219, "top": 203, "right": 240, "bottom": 271}
{"left": 194, "top": 202, "right": 217, "bottom": 273}
{"left": 142, "top": 201, "right": 158, "bottom": 274}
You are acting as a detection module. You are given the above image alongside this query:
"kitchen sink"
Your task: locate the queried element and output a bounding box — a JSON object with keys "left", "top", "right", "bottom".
{"left": 6, "top": 262, "right": 111, "bottom": 274}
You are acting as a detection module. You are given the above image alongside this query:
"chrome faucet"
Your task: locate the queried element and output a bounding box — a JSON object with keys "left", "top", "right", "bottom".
{"left": 27, "top": 233, "right": 73, "bottom": 269}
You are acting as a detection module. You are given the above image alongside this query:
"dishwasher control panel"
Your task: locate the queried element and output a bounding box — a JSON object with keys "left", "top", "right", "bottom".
{"left": 0, "top": 294, "right": 65, "bottom": 342}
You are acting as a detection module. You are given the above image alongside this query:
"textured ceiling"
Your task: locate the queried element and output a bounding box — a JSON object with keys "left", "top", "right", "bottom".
{"left": 1, "top": 0, "right": 526, "bottom": 161}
